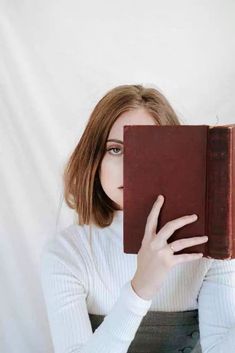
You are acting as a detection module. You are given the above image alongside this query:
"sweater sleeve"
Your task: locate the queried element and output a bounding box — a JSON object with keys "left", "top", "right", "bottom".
{"left": 40, "top": 247, "right": 152, "bottom": 353}
{"left": 197, "top": 258, "right": 235, "bottom": 353}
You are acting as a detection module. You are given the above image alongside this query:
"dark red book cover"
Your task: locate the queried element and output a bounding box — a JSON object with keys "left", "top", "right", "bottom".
{"left": 123, "top": 124, "right": 235, "bottom": 259}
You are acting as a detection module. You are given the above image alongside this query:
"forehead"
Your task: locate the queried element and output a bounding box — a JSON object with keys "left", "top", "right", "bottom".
{"left": 107, "top": 108, "right": 156, "bottom": 141}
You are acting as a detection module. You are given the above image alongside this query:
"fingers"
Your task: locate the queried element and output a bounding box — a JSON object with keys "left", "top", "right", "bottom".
{"left": 143, "top": 195, "right": 164, "bottom": 243}
{"left": 155, "top": 214, "right": 198, "bottom": 243}
{"left": 168, "top": 235, "right": 208, "bottom": 253}
{"left": 168, "top": 236, "right": 208, "bottom": 265}
{"left": 173, "top": 252, "right": 204, "bottom": 265}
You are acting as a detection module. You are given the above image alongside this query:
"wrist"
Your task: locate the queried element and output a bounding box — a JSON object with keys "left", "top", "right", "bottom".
{"left": 131, "top": 279, "right": 153, "bottom": 301}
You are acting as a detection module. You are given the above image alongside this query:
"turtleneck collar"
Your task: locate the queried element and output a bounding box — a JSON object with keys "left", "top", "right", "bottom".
{"left": 112, "top": 210, "right": 123, "bottom": 226}
{"left": 113, "top": 210, "right": 124, "bottom": 224}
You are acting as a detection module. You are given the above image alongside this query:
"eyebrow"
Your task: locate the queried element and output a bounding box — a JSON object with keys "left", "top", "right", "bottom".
{"left": 106, "top": 139, "right": 123, "bottom": 144}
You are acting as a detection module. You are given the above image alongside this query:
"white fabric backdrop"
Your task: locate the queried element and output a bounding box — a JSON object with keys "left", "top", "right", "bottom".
{"left": 0, "top": 1, "right": 234, "bottom": 352}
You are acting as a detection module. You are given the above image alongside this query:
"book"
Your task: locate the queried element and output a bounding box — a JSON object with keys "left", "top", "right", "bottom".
{"left": 123, "top": 124, "right": 235, "bottom": 259}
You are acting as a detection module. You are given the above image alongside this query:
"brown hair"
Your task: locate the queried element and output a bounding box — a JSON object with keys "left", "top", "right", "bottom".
{"left": 63, "top": 84, "right": 182, "bottom": 228}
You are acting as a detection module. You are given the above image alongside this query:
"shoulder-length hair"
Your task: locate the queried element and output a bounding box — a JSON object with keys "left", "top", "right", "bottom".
{"left": 63, "top": 84, "right": 182, "bottom": 228}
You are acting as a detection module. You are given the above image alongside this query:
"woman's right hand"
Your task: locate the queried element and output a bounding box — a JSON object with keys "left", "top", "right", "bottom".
{"left": 131, "top": 195, "right": 208, "bottom": 300}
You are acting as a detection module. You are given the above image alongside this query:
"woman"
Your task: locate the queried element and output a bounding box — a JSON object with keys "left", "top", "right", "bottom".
{"left": 40, "top": 84, "right": 235, "bottom": 353}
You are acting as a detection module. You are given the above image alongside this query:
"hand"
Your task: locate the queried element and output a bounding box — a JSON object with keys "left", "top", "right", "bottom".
{"left": 131, "top": 195, "right": 208, "bottom": 300}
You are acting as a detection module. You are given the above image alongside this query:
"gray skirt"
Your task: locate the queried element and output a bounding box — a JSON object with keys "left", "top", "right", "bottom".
{"left": 89, "top": 309, "right": 202, "bottom": 353}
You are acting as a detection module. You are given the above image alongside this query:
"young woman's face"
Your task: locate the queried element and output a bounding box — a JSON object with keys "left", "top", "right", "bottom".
{"left": 99, "top": 107, "right": 156, "bottom": 210}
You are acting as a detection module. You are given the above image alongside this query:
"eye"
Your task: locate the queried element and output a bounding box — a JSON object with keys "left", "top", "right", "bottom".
{"left": 106, "top": 146, "right": 123, "bottom": 156}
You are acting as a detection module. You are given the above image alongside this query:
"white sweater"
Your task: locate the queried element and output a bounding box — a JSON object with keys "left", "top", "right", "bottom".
{"left": 40, "top": 210, "right": 235, "bottom": 353}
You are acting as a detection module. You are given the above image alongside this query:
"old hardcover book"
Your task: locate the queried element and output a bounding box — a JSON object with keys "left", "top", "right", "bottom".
{"left": 123, "top": 124, "right": 235, "bottom": 259}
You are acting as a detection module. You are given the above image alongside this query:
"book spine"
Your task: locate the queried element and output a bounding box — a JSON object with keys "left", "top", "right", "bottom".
{"left": 232, "top": 128, "right": 235, "bottom": 259}
{"left": 206, "top": 127, "right": 233, "bottom": 259}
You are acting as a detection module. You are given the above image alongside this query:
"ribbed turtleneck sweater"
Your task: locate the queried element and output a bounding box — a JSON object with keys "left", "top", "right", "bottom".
{"left": 40, "top": 210, "right": 235, "bottom": 353}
